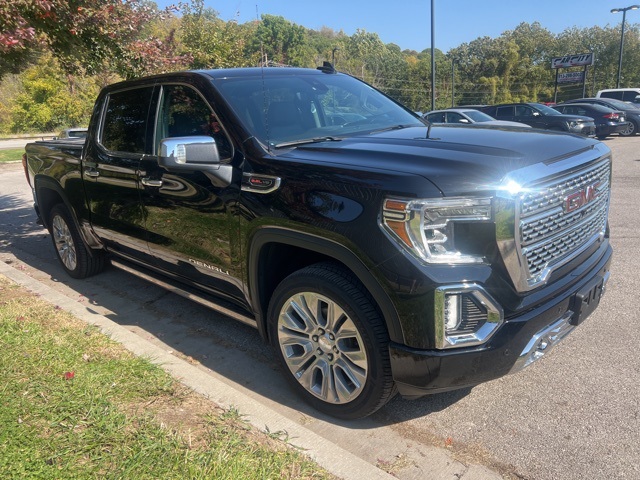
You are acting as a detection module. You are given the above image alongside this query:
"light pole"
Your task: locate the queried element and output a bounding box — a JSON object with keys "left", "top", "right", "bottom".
{"left": 611, "top": 5, "right": 640, "bottom": 88}
{"left": 431, "top": 0, "right": 436, "bottom": 111}
{"left": 332, "top": 47, "right": 339, "bottom": 67}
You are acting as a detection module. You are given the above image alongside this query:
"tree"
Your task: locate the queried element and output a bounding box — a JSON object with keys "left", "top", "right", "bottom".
{"left": 253, "top": 14, "right": 310, "bottom": 66}
{"left": 7, "top": 53, "right": 100, "bottom": 132}
{"left": 179, "top": 0, "right": 251, "bottom": 69}
{"left": 0, "top": 0, "right": 183, "bottom": 78}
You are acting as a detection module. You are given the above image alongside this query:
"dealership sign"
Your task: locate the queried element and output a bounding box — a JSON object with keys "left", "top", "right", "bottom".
{"left": 551, "top": 53, "right": 594, "bottom": 69}
{"left": 558, "top": 71, "right": 585, "bottom": 83}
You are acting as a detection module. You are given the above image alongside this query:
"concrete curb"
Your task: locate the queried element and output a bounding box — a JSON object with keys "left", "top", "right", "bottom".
{"left": 0, "top": 259, "right": 396, "bottom": 480}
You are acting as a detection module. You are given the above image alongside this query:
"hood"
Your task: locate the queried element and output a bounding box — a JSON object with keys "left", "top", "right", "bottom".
{"left": 275, "top": 125, "right": 607, "bottom": 196}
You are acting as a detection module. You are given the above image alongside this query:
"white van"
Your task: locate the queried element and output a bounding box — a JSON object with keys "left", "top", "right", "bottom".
{"left": 596, "top": 88, "right": 640, "bottom": 104}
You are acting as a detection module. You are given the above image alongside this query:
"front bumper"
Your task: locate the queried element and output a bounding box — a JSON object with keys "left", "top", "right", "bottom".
{"left": 389, "top": 244, "right": 612, "bottom": 399}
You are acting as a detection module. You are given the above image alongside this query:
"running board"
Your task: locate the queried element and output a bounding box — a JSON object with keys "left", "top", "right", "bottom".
{"left": 109, "top": 259, "right": 258, "bottom": 329}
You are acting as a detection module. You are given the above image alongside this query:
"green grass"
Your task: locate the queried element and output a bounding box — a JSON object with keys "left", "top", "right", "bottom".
{"left": 0, "top": 148, "right": 24, "bottom": 163}
{"left": 0, "top": 276, "right": 333, "bottom": 480}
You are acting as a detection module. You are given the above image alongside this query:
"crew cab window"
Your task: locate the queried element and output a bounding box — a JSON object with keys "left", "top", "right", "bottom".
{"left": 156, "top": 84, "right": 232, "bottom": 161}
{"left": 101, "top": 87, "right": 155, "bottom": 154}
{"left": 496, "top": 106, "right": 513, "bottom": 117}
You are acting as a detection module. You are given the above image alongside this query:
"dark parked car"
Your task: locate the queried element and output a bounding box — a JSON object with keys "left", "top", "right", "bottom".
{"left": 552, "top": 103, "right": 628, "bottom": 139}
{"left": 483, "top": 103, "right": 596, "bottom": 136}
{"left": 423, "top": 108, "right": 531, "bottom": 128}
{"left": 558, "top": 98, "right": 640, "bottom": 136}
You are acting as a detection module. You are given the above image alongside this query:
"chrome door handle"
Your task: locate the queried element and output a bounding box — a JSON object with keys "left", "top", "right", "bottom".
{"left": 141, "top": 177, "right": 163, "bottom": 187}
{"left": 84, "top": 168, "right": 99, "bottom": 178}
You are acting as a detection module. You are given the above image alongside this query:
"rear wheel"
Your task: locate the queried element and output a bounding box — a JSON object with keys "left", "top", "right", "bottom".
{"left": 49, "top": 204, "right": 105, "bottom": 279}
{"left": 268, "top": 262, "right": 396, "bottom": 419}
{"left": 620, "top": 121, "right": 637, "bottom": 136}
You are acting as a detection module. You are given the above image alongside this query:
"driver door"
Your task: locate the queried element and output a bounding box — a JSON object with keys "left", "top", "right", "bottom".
{"left": 138, "top": 82, "right": 245, "bottom": 303}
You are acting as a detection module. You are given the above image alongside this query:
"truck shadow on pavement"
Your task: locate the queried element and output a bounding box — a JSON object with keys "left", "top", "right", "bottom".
{"left": 1, "top": 192, "right": 472, "bottom": 427}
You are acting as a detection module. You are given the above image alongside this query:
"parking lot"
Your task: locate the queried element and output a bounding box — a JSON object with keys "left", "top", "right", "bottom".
{"left": 1, "top": 134, "right": 638, "bottom": 479}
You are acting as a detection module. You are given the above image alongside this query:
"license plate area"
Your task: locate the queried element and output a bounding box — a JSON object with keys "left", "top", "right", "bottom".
{"left": 570, "top": 275, "right": 605, "bottom": 326}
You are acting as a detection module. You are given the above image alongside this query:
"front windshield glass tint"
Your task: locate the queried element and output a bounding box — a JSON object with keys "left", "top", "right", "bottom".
{"left": 603, "top": 98, "right": 640, "bottom": 110}
{"left": 463, "top": 110, "right": 494, "bottom": 122}
{"left": 215, "top": 72, "right": 422, "bottom": 147}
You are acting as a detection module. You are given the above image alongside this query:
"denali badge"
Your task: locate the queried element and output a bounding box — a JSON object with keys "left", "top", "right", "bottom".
{"left": 564, "top": 181, "right": 601, "bottom": 213}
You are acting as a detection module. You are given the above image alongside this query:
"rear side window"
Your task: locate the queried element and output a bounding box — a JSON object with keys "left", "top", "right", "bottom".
{"left": 600, "top": 91, "right": 624, "bottom": 101}
{"left": 101, "top": 87, "right": 155, "bottom": 154}
{"left": 496, "top": 106, "right": 513, "bottom": 117}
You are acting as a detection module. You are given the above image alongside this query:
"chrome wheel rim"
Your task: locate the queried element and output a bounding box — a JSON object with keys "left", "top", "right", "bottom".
{"left": 277, "top": 292, "right": 368, "bottom": 404}
{"left": 52, "top": 215, "right": 77, "bottom": 271}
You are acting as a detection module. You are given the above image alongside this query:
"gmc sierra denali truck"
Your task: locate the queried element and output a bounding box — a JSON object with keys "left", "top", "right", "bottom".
{"left": 23, "top": 66, "right": 613, "bottom": 419}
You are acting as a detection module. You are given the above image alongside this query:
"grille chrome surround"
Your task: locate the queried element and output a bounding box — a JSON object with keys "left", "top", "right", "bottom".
{"left": 496, "top": 151, "right": 611, "bottom": 292}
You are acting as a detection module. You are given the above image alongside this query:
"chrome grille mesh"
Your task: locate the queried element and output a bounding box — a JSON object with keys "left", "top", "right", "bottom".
{"left": 518, "top": 158, "right": 610, "bottom": 281}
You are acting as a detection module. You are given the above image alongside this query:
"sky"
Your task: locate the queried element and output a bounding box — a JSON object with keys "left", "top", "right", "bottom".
{"left": 159, "top": 0, "right": 633, "bottom": 53}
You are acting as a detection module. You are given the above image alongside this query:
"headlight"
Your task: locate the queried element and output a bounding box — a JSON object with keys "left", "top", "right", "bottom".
{"left": 568, "top": 121, "right": 579, "bottom": 129}
{"left": 381, "top": 197, "right": 492, "bottom": 264}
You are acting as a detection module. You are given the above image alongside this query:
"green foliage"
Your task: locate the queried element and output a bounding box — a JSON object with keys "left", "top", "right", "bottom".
{"left": 3, "top": 0, "right": 640, "bottom": 125}
{"left": 179, "top": 0, "right": 252, "bottom": 69}
{"left": 254, "top": 14, "right": 312, "bottom": 66}
{"left": 4, "top": 54, "right": 99, "bottom": 133}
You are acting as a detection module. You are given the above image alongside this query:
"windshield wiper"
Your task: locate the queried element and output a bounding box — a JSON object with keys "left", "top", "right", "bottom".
{"left": 368, "top": 124, "right": 417, "bottom": 134}
{"left": 273, "top": 136, "right": 343, "bottom": 148}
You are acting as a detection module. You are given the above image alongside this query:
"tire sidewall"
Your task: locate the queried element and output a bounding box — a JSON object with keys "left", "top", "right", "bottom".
{"left": 49, "top": 204, "right": 88, "bottom": 279}
{"left": 268, "top": 265, "right": 392, "bottom": 419}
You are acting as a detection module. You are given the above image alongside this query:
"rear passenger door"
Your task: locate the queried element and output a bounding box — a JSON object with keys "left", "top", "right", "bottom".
{"left": 494, "top": 106, "right": 515, "bottom": 121}
{"left": 83, "top": 84, "right": 158, "bottom": 259}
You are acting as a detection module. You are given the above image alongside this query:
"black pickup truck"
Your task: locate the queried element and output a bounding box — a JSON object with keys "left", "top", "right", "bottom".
{"left": 23, "top": 66, "right": 613, "bottom": 419}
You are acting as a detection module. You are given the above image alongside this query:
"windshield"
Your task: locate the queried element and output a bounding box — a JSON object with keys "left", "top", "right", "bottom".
{"left": 601, "top": 98, "right": 640, "bottom": 110}
{"left": 463, "top": 110, "right": 495, "bottom": 122}
{"left": 215, "top": 72, "right": 423, "bottom": 147}
{"left": 534, "top": 104, "right": 562, "bottom": 115}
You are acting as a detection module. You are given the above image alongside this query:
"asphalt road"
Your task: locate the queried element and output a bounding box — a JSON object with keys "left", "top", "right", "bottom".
{"left": 1, "top": 135, "right": 638, "bottom": 479}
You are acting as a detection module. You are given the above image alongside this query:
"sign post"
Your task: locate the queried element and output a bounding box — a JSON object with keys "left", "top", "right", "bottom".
{"left": 551, "top": 53, "right": 595, "bottom": 103}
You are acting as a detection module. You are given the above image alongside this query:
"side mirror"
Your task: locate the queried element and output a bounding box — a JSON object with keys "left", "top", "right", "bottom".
{"left": 532, "top": 111, "right": 541, "bottom": 117}
{"left": 458, "top": 118, "right": 470, "bottom": 124}
{"left": 159, "top": 136, "right": 221, "bottom": 172}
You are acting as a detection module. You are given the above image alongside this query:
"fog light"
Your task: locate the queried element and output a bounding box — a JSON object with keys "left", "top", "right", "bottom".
{"left": 444, "top": 295, "right": 462, "bottom": 331}
{"left": 435, "top": 284, "right": 503, "bottom": 349}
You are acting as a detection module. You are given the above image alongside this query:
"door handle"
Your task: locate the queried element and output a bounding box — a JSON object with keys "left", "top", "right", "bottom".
{"left": 84, "top": 168, "right": 99, "bottom": 178}
{"left": 140, "top": 177, "right": 163, "bottom": 188}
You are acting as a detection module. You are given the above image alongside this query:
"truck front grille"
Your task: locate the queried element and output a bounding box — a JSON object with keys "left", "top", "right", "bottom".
{"left": 517, "top": 158, "right": 610, "bottom": 284}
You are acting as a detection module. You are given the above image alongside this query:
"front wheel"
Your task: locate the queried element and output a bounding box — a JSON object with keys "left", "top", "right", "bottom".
{"left": 49, "top": 204, "right": 105, "bottom": 279}
{"left": 268, "top": 263, "right": 396, "bottom": 419}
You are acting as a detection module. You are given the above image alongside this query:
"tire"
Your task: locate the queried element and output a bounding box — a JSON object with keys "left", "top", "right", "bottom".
{"left": 620, "top": 121, "right": 636, "bottom": 136}
{"left": 597, "top": 135, "right": 607, "bottom": 140}
{"left": 49, "top": 204, "right": 105, "bottom": 279}
{"left": 267, "top": 262, "right": 396, "bottom": 419}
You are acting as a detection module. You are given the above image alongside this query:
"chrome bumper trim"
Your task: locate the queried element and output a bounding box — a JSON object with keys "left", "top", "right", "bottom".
{"left": 510, "top": 312, "right": 576, "bottom": 373}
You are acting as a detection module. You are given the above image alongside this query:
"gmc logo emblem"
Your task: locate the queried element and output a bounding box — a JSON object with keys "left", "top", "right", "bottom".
{"left": 564, "top": 182, "right": 601, "bottom": 213}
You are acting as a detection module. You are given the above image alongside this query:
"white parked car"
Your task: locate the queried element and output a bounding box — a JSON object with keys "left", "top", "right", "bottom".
{"left": 423, "top": 108, "right": 531, "bottom": 128}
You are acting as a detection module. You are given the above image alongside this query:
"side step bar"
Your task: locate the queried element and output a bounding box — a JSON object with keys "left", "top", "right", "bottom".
{"left": 110, "top": 259, "right": 258, "bottom": 329}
